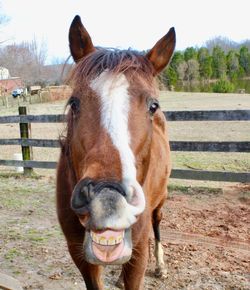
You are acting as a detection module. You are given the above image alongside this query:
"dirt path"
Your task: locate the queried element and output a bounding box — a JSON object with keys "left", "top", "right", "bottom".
{"left": 0, "top": 175, "right": 249, "bottom": 289}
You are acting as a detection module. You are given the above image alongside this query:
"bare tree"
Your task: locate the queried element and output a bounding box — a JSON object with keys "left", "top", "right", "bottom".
{"left": 177, "top": 61, "right": 187, "bottom": 83}
{"left": 206, "top": 36, "right": 238, "bottom": 53}
{"left": 186, "top": 59, "right": 200, "bottom": 83}
{"left": 0, "top": 39, "right": 48, "bottom": 86}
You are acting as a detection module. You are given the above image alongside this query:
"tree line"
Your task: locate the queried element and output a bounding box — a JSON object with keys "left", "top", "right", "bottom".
{"left": 1, "top": 2, "right": 250, "bottom": 92}
{"left": 163, "top": 41, "right": 250, "bottom": 93}
{"left": 1, "top": 1, "right": 250, "bottom": 92}
{"left": 2, "top": 40, "right": 250, "bottom": 91}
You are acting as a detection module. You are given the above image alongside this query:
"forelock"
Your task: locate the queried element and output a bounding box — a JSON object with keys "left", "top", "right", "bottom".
{"left": 69, "top": 48, "right": 155, "bottom": 87}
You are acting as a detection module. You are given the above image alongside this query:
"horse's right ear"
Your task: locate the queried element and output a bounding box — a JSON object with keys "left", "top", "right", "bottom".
{"left": 69, "top": 15, "right": 96, "bottom": 62}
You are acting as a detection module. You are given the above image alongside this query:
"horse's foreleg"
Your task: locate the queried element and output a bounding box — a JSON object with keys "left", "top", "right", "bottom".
{"left": 152, "top": 206, "right": 167, "bottom": 278}
{"left": 68, "top": 242, "right": 103, "bottom": 290}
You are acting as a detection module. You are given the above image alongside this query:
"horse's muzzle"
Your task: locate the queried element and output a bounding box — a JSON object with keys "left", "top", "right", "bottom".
{"left": 70, "top": 178, "right": 144, "bottom": 264}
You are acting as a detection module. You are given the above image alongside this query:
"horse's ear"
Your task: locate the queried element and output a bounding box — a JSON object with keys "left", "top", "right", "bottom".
{"left": 146, "top": 27, "right": 176, "bottom": 75}
{"left": 69, "top": 15, "right": 96, "bottom": 62}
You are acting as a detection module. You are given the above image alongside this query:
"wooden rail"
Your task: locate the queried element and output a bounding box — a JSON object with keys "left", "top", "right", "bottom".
{"left": 0, "top": 114, "right": 66, "bottom": 124}
{"left": 0, "top": 159, "right": 249, "bottom": 182}
{"left": 0, "top": 160, "right": 57, "bottom": 169}
{"left": 0, "top": 110, "right": 250, "bottom": 124}
{"left": 0, "top": 109, "right": 250, "bottom": 182}
{"left": 0, "top": 139, "right": 249, "bottom": 152}
{"left": 164, "top": 109, "right": 250, "bottom": 121}
{"left": 171, "top": 169, "right": 250, "bottom": 183}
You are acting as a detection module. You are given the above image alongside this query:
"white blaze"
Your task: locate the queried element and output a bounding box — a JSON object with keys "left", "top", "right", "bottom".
{"left": 90, "top": 71, "right": 145, "bottom": 216}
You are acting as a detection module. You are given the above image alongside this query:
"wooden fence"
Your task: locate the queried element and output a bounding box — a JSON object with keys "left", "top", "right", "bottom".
{"left": 0, "top": 108, "right": 250, "bottom": 182}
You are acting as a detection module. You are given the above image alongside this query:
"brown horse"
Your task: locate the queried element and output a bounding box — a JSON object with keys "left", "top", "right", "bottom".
{"left": 56, "top": 15, "right": 175, "bottom": 290}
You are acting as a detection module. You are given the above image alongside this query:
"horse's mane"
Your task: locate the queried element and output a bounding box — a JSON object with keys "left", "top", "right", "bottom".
{"left": 69, "top": 48, "right": 155, "bottom": 86}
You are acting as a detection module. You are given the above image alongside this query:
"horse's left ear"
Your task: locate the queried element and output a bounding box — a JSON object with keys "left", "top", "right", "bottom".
{"left": 69, "top": 15, "right": 96, "bottom": 62}
{"left": 146, "top": 27, "right": 176, "bottom": 75}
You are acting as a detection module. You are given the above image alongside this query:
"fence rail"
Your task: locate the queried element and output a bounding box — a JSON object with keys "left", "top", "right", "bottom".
{"left": 0, "top": 138, "right": 249, "bottom": 152}
{"left": 0, "top": 109, "right": 250, "bottom": 182}
{"left": 164, "top": 109, "right": 250, "bottom": 121}
{"left": 0, "top": 114, "right": 66, "bottom": 124}
{"left": 1, "top": 109, "right": 250, "bottom": 124}
{"left": 0, "top": 159, "right": 249, "bottom": 183}
{"left": 0, "top": 160, "right": 57, "bottom": 169}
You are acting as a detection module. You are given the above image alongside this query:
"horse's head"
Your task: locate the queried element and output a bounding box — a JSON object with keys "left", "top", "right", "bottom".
{"left": 66, "top": 15, "right": 175, "bottom": 265}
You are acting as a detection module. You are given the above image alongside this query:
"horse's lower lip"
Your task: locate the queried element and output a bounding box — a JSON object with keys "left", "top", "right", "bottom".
{"left": 92, "top": 240, "right": 125, "bottom": 262}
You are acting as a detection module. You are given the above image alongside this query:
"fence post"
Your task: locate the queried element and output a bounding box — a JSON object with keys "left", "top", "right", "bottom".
{"left": 5, "top": 96, "right": 8, "bottom": 108}
{"left": 18, "top": 106, "right": 33, "bottom": 176}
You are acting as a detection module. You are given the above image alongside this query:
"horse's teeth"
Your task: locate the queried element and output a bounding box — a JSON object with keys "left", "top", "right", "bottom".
{"left": 90, "top": 231, "right": 123, "bottom": 245}
{"left": 108, "top": 237, "right": 115, "bottom": 246}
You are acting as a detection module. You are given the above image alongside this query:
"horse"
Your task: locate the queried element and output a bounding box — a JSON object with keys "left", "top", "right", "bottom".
{"left": 56, "top": 15, "right": 175, "bottom": 290}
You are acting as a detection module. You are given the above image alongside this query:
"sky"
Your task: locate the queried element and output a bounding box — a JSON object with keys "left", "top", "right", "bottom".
{"left": 1, "top": 0, "right": 250, "bottom": 64}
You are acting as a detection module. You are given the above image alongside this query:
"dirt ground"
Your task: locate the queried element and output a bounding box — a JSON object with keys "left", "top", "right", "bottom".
{"left": 0, "top": 174, "right": 249, "bottom": 290}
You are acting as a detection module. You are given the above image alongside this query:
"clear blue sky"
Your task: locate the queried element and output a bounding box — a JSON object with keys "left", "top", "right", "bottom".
{"left": 1, "top": 0, "right": 250, "bottom": 64}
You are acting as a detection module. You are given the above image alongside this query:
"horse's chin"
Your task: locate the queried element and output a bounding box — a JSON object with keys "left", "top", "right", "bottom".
{"left": 83, "top": 228, "right": 132, "bottom": 265}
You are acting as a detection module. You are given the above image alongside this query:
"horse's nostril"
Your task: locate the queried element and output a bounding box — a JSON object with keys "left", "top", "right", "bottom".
{"left": 84, "top": 181, "right": 95, "bottom": 198}
{"left": 71, "top": 178, "right": 95, "bottom": 214}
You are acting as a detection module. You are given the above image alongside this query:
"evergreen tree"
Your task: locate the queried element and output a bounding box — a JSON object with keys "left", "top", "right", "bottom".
{"left": 163, "top": 51, "right": 184, "bottom": 87}
{"left": 212, "top": 46, "right": 227, "bottom": 78}
{"left": 239, "top": 46, "right": 250, "bottom": 76}
{"left": 184, "top": 47, "right": 197, "bottom": 62}
{"left": 198, "top": 47, "right": 212, "bottom": 80}
{"left": 164, "top": 66, "right": 178, "bottom": 88}
{"left": 227, "top": 50, "right": 240, "bottom": 80}
{"left": 170, "top": 51, "right": 185, "bottom": 70}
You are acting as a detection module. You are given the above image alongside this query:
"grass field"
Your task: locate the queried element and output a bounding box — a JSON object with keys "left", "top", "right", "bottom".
{"left": 0, "top": 91, "right": 250, "bottom": 181}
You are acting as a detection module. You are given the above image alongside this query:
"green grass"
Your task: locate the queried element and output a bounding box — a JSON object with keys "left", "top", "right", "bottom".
{"left": 171, "top": 152, "right": 250, "bottom": 173}
{"left": 4, "top": 248, "right": 22, "bottom": 260}
{"left": 0, "top": 174, "right": 56, "bottom": 210}
{"left": 0, "top": 171, "right": 41, "bottom": 179}
{"left": 168, "top": 183, "right": 222, "bottom": 195}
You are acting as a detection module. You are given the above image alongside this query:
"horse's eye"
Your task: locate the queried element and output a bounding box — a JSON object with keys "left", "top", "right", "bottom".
{"left": 148, "top": 99, "right": 159, "bottom": 115}
{"left": 68, "top": 96, "right": 80, "bottom": 113}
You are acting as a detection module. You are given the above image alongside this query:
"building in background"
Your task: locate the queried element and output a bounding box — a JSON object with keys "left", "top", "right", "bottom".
{"left": 0, "top": 67, "right": 23, "bottom": 95}
{"left": 0, "top": 67, "right": 10, "bottom": 80}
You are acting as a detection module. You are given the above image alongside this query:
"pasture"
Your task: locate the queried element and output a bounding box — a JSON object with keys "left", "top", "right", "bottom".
{"left": 0, "top": 91, "right": 250, "bottom": 289}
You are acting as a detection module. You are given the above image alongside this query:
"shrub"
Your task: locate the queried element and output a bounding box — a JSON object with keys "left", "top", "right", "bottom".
{"left": 212, "top": 78, "right": 235, "bottom": 93}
